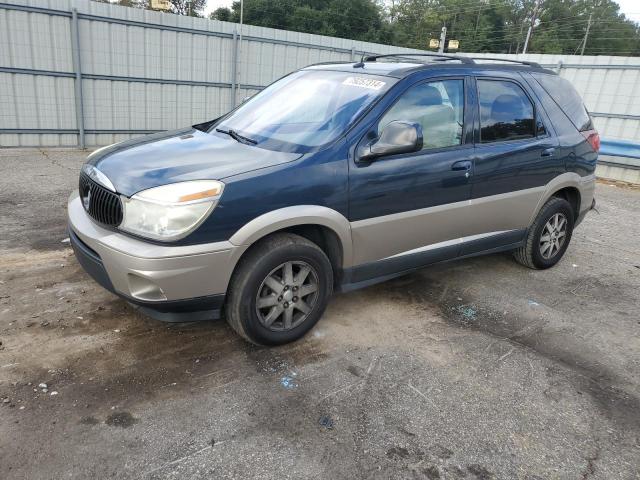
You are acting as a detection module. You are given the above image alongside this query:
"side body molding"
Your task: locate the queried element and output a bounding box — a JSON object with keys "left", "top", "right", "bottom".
{"left": 229, "top": 205, "right": 354, "bottom": 268}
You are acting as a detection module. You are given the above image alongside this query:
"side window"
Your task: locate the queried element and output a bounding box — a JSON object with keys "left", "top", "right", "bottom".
{"left": 378, "top": 79, "right": 464, "bottom": 150}
{"left": 478, "top": 79, "right": 536, "bottom": 143}
{"left": 531, "top": 72, "right": 593, "bottom": 131}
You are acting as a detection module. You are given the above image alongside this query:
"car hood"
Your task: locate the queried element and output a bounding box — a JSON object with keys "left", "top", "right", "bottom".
{"left": 87, "top": 128, "right": 302, "bottom": 196}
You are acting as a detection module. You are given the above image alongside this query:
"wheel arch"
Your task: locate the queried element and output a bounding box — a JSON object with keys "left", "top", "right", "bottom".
{"left": 228, "top": 206, "right": 354, "bottom": 271}
{"left": 529, "top": 173, "right": 592, "bottom": 225}
{"left": 551, "top": 187, "right": 581, "bottom": 221}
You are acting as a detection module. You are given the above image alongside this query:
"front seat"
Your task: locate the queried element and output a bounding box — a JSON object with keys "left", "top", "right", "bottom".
{"left": 415, "top": 86, "right": 457, "bottom": 149}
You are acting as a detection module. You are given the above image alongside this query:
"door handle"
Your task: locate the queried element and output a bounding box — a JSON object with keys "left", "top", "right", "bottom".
{"left": 541, "top": 148, "right": 555, "bottom": 157}
{"left": 451, "top": 160, "right": 472, "bottom": 171}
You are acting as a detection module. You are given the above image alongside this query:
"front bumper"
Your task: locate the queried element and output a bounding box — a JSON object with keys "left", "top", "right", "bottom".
{"left": 67, "top": 190, "right": 246, "bottom": 321}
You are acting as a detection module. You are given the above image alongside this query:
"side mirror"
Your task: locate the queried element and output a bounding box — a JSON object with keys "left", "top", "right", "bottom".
{"left": 357, "top": 121, "right": 423, "bottom": 162}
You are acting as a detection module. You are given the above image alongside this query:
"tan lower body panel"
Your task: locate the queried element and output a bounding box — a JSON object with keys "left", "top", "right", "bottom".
{"left": 68, "top": 192, "right": 244, "bottom": 302}
{"left": 350, "top": 186, "right": 545, "bottom": 266}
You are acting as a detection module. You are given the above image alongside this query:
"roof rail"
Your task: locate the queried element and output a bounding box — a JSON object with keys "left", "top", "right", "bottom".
{"left": 307, "top": 60, "right": 354, "bottom": 67}
{"left": 467, "top": 57, "right": 542, "bottom": 68}
{"left": 359, "top": 53, "right": 475, "bottom": 65}
{"left": 355, "top": 53, "right": 543, "bottom": 69}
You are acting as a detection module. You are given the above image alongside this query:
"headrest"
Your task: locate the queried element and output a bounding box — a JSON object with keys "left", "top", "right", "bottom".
{"left": 490, "top": 94, "right": 524, "bottom": 122}
{"left": 401, "top": 85, "right": 443, "bottom": 107}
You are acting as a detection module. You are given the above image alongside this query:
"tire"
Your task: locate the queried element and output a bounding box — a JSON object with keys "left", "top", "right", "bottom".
{"left": 225, "top": 233, "right": 333, "bottom": 345}
{"left": 514, "top": 196, "right": 575, "bottom": 270}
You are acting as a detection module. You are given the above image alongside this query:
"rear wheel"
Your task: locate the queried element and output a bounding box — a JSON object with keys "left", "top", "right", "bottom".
{"left": 514, "top": 196, "right": 574, "bottom": 269}
{"left": 226, "top": 233, "right": 333, "bottom": 345}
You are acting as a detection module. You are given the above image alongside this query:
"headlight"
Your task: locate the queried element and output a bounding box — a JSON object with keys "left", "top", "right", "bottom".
{"left": 120, "top": 180, "right": 224, "bottom": 241}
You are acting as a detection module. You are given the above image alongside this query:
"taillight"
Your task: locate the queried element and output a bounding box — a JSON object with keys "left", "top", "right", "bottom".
{"left": 581, "top": 129, "right": 600, "bottom": 153}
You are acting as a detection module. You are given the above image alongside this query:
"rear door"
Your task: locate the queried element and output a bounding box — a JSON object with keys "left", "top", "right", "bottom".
{"left": 348, "top": 76, "right": 475, "bottom": 270}
{"left": 461, "top": 74, "right": 560, "bottom": 254}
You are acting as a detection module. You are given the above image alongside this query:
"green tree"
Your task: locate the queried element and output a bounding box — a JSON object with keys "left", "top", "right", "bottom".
{"left": 389, "top": 0, "right": 639, "bottom": 55}
{"left": 93, "top": 0, "right": 640, "bottom": 55}
{"left": 167, "top": 0, "right": 206, "bottom": 17}
{"left": 525, "top": 0, "right": 640, "bottom": 55}
{"left": 222, "top": 0, "right": 393, "bottom": 43}
{"left": 92, "top": 0, "right": 205, "bottom": 16}
{"left": 210, "top": 7, "right": 233, "bottom": 21}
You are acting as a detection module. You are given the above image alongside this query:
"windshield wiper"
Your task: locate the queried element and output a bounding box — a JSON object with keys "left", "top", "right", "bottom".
{"left": 215, "top": 128, "right": 257, "bottom": 145}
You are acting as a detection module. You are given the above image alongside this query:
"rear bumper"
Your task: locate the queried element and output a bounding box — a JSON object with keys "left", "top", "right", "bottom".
{"left": 67, "top": 190, "right": 246, "bottom": 322}
{"left": 575, "top": 196, "right": 596, "bottom": 227}
{"left": 571, "top": 173, "right": 597, "bottom": 228}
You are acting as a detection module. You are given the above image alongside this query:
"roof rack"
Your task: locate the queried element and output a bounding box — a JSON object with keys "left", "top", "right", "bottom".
{"left": 354, "top": 53, "right": 543, "bottom": 69}
{"left": 466, "top": 57, "right": 542, "bottom": 68}
{"left": 359, "top": 53, "right": 474, "bottom": 65}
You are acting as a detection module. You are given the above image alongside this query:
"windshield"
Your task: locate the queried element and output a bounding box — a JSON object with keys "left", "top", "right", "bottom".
{"left": 212, "top": 70, "right": 396, "bottom": 152}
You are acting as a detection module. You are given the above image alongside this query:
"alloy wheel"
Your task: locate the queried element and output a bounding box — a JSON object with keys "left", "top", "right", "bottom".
{"left": 539, "top": 212, "right": 567, "bottom": 260}
{"left": 255, "top": 261, "right": 320, "bottom": 331}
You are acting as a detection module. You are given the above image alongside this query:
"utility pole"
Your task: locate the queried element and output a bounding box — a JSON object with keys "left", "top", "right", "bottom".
{"left": 522, "top": 0, "right": 541, "bottom": 54}
{"left": 236, "top": 0, "right": 244, "bottom": 105}
{"left": 473, "top": 0, "right": 489, "bottom": 50}
{"left": 515, "top": 16, "right": 525, "bottom": 53}
{"left": 580, "top": 13, "right": 593, "bottom": 56}
{"left": 438, "top": 25, "right": 447, "bottom": 53}
{"left": 473, "top": 6, "right": 482, "bottom": 44}
{"left": 451, "top": 13, "right": 457, "bottom": 40}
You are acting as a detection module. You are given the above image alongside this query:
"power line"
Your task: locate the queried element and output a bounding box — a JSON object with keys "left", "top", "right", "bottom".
{"left": 436, "top": 17, "right": 640, "bottom": 39}
{"left": 223, "top": 1, "right": 640, "bottom": 56}
{"left": 236, "top": 2, "right": 638, "bottom": 36}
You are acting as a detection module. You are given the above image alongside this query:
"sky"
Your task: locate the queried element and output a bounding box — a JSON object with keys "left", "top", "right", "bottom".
{"left": 616, "top": 0, "right": 640, "bottom": 23}
{"left": 203, "top": 0, "right": 640, "bottom": 23}
{"left": 203, "top": 0, "right": 232, "bottom": 16}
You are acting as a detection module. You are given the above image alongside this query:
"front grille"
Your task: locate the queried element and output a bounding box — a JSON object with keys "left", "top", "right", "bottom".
{"left": 79, "top": 171, "right": 123, "bottom": 227}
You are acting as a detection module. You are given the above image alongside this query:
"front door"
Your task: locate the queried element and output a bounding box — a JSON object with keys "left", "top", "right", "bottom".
{"left": 348, "top": 77, "right": 474, "bottom": 273}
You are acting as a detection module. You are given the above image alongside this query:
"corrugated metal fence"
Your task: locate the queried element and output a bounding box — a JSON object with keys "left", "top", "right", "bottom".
{"left": 1, "top": 0, "right": 640, "bottom": 150}
{"left": 0, "top": 0, "right": 423, "bottom": 147}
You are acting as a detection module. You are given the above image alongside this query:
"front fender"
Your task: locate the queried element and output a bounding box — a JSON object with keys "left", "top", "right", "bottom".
{"left": 228, "top": 205, "right": 354, "bottom": 268}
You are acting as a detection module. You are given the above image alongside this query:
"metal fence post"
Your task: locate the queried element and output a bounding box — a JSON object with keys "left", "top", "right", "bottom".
{"left": 70, "top": 8, "right": 85, "bottom": 149}
{"left": 351, "top": 46, "right": 355, "bottom": 61}
{"left": 231, "top": 29, "right": 238, "bottom": 108}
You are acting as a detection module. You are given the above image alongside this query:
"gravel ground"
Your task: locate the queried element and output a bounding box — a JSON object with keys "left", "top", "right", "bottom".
{"left": 1, "top": 148, "right": 639, "bottom": 480}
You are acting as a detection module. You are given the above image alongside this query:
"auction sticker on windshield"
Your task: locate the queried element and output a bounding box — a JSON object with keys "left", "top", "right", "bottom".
{"left": 343, "top": 76, "right": 386, "bottom": 90}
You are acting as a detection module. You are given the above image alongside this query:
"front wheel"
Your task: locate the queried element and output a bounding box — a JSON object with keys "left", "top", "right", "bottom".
{"left": 514, "top": 196, "right": 575, "bottom": 269}
{"left": 225, "top": 233, "right": 333, "bottom": 345}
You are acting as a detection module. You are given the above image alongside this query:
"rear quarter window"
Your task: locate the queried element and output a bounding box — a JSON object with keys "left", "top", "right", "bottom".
{"left": 531, "top": 73, "right": 593, "bottom": 131}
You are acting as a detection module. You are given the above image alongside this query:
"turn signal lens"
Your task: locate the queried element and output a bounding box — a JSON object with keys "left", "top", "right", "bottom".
{"left": 178, "top": 187, "right": 222, "bottom": 203}
{"left": 135, "top": 180, "right": 224, "bottom": 205}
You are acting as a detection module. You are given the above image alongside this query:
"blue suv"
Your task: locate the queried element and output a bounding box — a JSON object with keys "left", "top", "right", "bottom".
{"left": 68, "top": 54, "right": 598, "bottom": 345}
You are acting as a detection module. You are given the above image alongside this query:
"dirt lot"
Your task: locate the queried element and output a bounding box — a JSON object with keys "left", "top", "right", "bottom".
{"left": 1, "top": 148, "right": 639, "bottom": 479}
